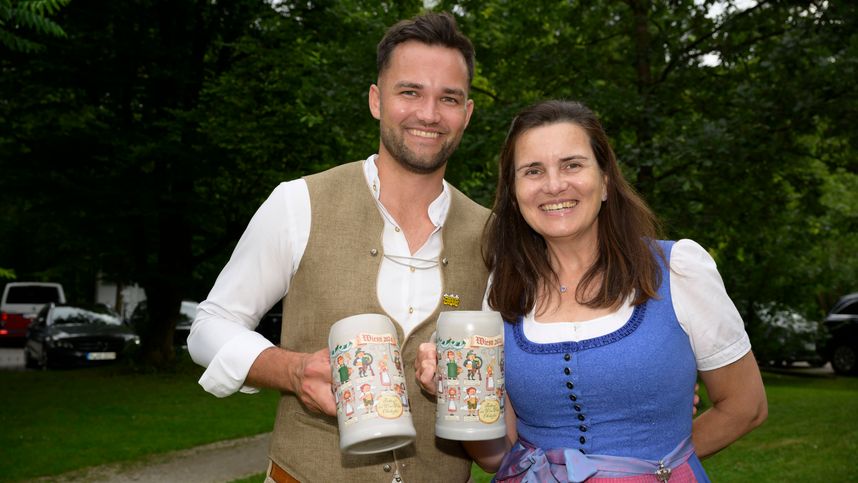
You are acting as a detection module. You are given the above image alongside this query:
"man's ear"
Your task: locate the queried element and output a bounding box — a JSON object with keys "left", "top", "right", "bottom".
{"left": 369, "top": 84, "right": 381, "bottom": 120}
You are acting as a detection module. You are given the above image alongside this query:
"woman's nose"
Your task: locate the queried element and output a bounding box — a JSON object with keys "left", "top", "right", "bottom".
{"left": 543, "top": 171, "right": 568, "bottom": 194}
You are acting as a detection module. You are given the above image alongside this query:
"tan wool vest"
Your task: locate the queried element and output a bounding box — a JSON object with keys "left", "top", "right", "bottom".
{"left": 269, "top": 161, "right": 490, "bottom": 482}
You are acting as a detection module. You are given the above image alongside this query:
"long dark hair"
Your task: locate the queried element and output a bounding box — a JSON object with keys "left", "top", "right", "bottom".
{"left": 483, "top": 100, "right": 664, "bottom": 322}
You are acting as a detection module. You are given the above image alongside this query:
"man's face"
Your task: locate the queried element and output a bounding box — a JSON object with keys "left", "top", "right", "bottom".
{"left": 370, "top": 41, "right": 474, "bottom": 174}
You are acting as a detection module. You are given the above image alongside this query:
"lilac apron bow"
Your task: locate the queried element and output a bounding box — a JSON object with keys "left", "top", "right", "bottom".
{"left": 494, "top": 436, "right": 696, "bottom": 483}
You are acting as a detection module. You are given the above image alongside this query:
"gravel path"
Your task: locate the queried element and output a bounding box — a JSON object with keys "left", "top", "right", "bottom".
{"left": 28, "top": 433, "right": 271, "bottom": 483}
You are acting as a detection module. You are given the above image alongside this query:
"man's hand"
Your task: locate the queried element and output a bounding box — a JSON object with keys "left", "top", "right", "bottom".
{"left": 415, "top": 342, "right": 438, "bottom": 394}
{"left": 693, "top": 383, "right": 701, "bottom": 416}
{"left": 246, "top": 346, "right": 336, "bottom": 416}
{"left": 289, "top": 347, "right": 336, "bottom": 415}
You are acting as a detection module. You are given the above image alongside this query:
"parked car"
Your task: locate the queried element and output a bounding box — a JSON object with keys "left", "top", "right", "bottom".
{"left": 819, "top": 292, "right": 858, "bottom": 375}
{"left": 1, "top": 282, "right": 65, "bottom": 340}
{"left": 24, "top": 303, "right": 140, "bottom": 369}
{"left": 257, "top": 301, "right": 282, "bottom": 345}
{"left": 128, "top": 300, "right": 198, "bottom": 347}
{"left": 128, "top": 299, "right": 282, "bottom": 348}
{"left": 752, "top": 302, "right": 826, "bottom": 368}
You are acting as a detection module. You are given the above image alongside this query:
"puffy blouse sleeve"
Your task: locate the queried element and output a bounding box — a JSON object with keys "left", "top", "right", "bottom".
{"left": 671, "top": 239, "right": 752, "bottom": 371}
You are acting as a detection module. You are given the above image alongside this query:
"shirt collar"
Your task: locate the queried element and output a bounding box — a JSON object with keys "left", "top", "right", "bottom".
{"left": 363, "top": 154, "right": 451, "bottom": 228}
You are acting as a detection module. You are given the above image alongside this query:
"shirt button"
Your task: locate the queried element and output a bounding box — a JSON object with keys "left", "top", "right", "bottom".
{"left": 579, "top": 436, "right": 586, "bottom": 444}
{"left": 383, "top": 464, "right": 392, "bottom": 472}
{"left": 577, "top": 414, "right": 586, "bottom": 421}
{"left": 574, "top": 404, "right": 582, "bottom": 412}
{"left": 579, "top": 425, "right": 588, "bottom": 432}
{"left": 566, "top": 381, "right": 574, "bottom": 389}
{"left": 408, "top": 307, "right": 414, "bottom": 314}
{"left": 410, "top": 267, "right": 415, "bottom": 272}
{"left": 395, "top": 227, "right": 401, "bottom": 232}
{"left": 569, "top": 394, "right": 577, "bottom": 401}
{"left": 564, "top": 367, "right": 570, "bottom": 375}
{"left": 564, "top": 353, "right": 571, "bottom": 361}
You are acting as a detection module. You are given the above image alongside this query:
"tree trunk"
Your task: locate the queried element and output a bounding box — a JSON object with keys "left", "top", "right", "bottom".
{"left": 625, "top": 0, "right": 655, "bottom": 189}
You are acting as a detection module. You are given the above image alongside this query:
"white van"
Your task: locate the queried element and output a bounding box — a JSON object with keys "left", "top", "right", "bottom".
{"left": 1, "top": 282, "right": 66, "bottom": 339}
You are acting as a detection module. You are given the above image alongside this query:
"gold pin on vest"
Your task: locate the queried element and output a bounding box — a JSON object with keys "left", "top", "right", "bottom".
{"left": 442, "top": 293, "right": 461, "bottom": 307}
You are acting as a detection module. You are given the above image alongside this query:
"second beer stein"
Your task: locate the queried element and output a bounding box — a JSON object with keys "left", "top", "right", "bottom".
{"left": 434, "top": 310, "right": 506, "bottom": 441}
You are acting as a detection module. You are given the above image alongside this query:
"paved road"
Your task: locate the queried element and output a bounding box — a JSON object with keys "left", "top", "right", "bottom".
{"left": 2, "top": 346, "right": 272, "bottom": 482}
{"left": 27, "top": 433, "right": 272, "bottom": 483}
{"left": 3, "top": 347, "right": 837, "bottom": 482}
{"left": 0, "top": 346, "right": 25, "bottom": 370}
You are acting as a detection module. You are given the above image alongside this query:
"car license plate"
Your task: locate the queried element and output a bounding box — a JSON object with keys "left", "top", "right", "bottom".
{"left": 86, "top": 352, "right": 117, "bottom": 361}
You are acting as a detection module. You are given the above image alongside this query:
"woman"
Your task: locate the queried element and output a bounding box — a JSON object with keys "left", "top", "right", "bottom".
{"left": 417, "top": 100, "right": 767, "bottom": 482}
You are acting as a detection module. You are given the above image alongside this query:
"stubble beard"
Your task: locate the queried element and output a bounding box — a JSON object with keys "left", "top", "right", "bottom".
{"left": 380, "top": 124, "right": 462, "bottom": 175}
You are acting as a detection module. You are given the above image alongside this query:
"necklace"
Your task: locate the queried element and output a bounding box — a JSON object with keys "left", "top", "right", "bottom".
{"left": 559, "top": 285, "right": 568, "bottom": 294}
{"left": 383, "top": 253, "right": 440, "bottom": 270}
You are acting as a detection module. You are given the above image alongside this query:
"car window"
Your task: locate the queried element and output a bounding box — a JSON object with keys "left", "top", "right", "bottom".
{"left": 32, "top": 306, "right": 49, "bottom": 328}
{"left": 52, "top": 307, "right": 122, "bottom": 326}
{"left": 839, "top": 301, "right": 858, "bottom": 315}
{"left": 5, "top": 286, "right": 62, "bottom": 304}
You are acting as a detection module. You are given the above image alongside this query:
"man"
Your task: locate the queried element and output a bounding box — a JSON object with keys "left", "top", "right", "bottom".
{"left": 188, "top": 12, "right": 489, "bottom": 482}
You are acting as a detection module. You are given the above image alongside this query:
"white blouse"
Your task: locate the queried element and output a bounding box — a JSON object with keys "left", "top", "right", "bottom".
{"left": 496, "top": 239, "right": 751, "bottom": 372}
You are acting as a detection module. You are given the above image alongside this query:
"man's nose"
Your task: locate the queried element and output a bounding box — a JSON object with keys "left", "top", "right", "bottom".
{"left": 416, "top": 98, "right": 441, "bottom": 124}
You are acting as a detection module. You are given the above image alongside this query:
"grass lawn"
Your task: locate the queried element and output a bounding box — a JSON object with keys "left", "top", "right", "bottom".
{"left": 0, "top": 354, "right": 280, "bottom": 481}
{"left": 699, "top": 370, "right": 858, "bottom": 481}
{"left": 471, "top": 370, "right": 858, "bottom": 482}
{"left": 3, "top": 359, "right": 857, "bottom": 482}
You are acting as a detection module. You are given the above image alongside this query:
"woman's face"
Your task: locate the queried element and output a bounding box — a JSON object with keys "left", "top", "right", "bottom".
{"left": 512, "top": 122, "right": 607, "bottom": 245}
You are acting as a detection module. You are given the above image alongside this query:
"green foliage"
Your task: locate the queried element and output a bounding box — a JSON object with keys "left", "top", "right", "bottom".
{"left": 0, "top": 0, "right": 856, "bottom": 361}
{"left": 0, "top": 0, "right": 69, "bottom": 52}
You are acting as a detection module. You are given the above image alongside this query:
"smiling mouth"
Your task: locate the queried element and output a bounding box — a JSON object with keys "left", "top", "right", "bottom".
{"left": 407, "top": 129, "right": 441, "bottom": 139}
{"left": 540, "top": 201, "right": 578, "bottom": 212}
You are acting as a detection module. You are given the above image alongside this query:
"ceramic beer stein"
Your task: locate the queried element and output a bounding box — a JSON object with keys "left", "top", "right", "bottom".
{"left": 328, "top": 313, "right": 416, "bottom": 454}
{"left": 434, "top": 310, "right": 506, "bottom": 441}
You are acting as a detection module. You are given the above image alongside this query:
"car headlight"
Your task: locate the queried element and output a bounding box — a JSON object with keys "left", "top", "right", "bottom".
{"left": 50, "top": 339, "right": 75, "bottom": 349}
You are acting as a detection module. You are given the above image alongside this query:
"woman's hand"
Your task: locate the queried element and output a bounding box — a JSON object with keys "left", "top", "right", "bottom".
{"left": 414, "top": 342, "right": 438, "bottom": 395}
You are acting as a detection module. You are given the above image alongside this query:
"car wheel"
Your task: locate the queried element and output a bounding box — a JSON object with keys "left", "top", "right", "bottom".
{"left": 830, "top": 345, "right": 857, "bottom": 375}
{"left": 24, "top": 348, "right": 38, "bottom": 369}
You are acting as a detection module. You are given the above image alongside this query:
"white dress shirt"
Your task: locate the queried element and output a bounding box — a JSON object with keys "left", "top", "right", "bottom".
{"left": 191, "top": 156, "right": 748, "bottom": 397}
{"left": 188, "top": 155, "right": 450, "bottom": 397}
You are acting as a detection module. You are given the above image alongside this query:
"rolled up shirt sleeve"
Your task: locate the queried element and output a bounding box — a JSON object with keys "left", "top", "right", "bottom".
{"left": 671, "top": 239, "right": 752, "bottom": 371}
{"left": 188, "top": 179, "right": 310, "bottom": 397}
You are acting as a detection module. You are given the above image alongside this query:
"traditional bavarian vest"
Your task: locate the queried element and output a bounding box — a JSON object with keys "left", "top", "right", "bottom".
{"left": 269, "top": 161, "right": 490, "bottom": 482}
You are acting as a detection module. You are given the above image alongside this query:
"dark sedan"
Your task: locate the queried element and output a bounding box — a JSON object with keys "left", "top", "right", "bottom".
{"left": 24, "top": 303, "right": 140, "bottom": 369}
{"left": 820, "top": 292, "right": 858, "bottom": 375}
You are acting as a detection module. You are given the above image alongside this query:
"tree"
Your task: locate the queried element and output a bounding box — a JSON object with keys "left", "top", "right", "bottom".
{"left": 441, "top": 0, "right": 857, "bottom": 323}
{"left": 1, "top": 0, "right": 855, "bottom": 367}
{"left": 0, "top": 0, "right": 69, "bottom": 52}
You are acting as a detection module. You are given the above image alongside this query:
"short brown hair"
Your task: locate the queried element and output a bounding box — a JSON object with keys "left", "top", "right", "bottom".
{"left": 483, "top": 100, "right": 664, "bottom": 321}
{"left": 377, "top": 12, "right": 475, "bottom": 86}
